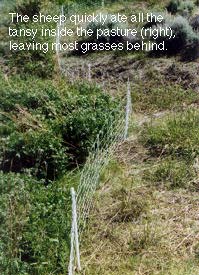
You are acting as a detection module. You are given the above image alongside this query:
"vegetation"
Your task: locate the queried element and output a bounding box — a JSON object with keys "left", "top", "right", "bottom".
{"left": 0, "top": 171, "right": 77, "bottom": 275}
{"left": 1, "top": 0, "right": 199, "bottom": 274}
{"left": 132, "top": 83, "right": 198, "bottom": 112}
{"left": 166, "top": 0, "right": 195, "bottom": 15}
{"left": 7, "top": 1, "right": 55, "bottom": 78}
{"left": 14, "top": 0, "right": 41, "bottom": 18}
{"left": 166, "top": 0, "right": 180, "bottom": 14}
{"left": 153, "top": 15, "right": 199, "bottom": 60}
{"left": 143, "top": 157, "right": 195, "bottom": 189}
{"left": 0, "top": 74, "right": 118, "bottom": 180}
{"left": 141, "top": 109, "right": 199, "bottom": 161}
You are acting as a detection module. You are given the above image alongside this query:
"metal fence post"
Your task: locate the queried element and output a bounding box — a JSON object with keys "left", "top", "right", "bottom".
{"left": 72, "top": 188, "right": 81, "bottom": 271}
{"left": 68, "top": 188, "right": 81, "bottom": 275}
{"left": 61, "top": 4, "right": 64, "bottom": 17}
{"left": 68, "top": 205, "right": 75, "bottom": 275}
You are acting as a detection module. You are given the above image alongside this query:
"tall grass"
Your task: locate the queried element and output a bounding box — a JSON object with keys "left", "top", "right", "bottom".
{"left": 141, "top": 109, "right": 199, "bottom": 161}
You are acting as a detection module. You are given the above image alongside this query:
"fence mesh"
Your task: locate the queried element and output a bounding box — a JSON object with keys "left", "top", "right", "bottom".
{"left": 76, "top": 100, "right": 127, "bottom": 235}
{"left": 68, "top": 83, "right": 132, "bottom": 274}
{"left": 55, "top": 5, "right": 132, "bottom": 274}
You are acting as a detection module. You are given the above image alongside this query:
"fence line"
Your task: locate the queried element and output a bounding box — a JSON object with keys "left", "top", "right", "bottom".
{"left": 57, "top": 5, "right": 132, "bottom": 274}
{"left": 68, "top": 81, "right": 132, "bottom": 273}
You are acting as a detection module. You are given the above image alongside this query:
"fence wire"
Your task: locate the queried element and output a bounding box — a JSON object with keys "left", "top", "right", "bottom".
{"left": 56, "top": 5, "right": 132, "bottom": 274}
{"left": 76, "top": 104, "right": 127, "bottom": 235}
{"left": 68, "top": 79, "right": 132, "bottom": 275}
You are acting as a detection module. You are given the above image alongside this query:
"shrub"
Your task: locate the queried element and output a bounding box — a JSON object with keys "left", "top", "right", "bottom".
{"left": 8, "top": 22, "right": 55, "bottom": 78}
{"left": 143, "top": 12, "right": 166, "bottom": 29}
{"left": 190, "top": 15, "right": 199, "bottom": 31}
{"left": 0, "top": 171, "right": 76, "bottom": 274}
{"left": 181, "top": 36, "right": 199, "bottom": 61}
{"left": 166, "top": 0, "right": 195, "bottom": 15}
{"left": 56, "top": 82, "right": 119, "bottom": 164}
{"left": 86, "top": 14, "right": 126, "bottom": 44}
{"left": 0, "top": 74, "right": 67, "bottom": 115}
{"left": 8, "top": 0, "right": 55, "bottom": 78}
{"left": 14, "top": 0, "right": 41, "bottom": 19}
{"left": 70, "top": 0, "right": 118, "bottom": 7}
{"left": 178, "top": 1, "right": 195, "bottom": 16}
{"left": 0, "top": 130, "right": 69, "bottom": 181}
{"left": 153, "top": 16, "right": 199, "bottom": 60}
{"left": 73, "top": 13, "right": 132, "bottom": 54}
{"left": 0, "top": 75, "right": 119, "bottom": 180}
{"left": 166, "top": 0, "right": 180, "bottom": 14}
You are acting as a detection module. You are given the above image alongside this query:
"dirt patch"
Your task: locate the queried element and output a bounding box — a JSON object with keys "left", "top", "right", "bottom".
{"left": 64, "top": 53, "right": 199, "bottom": 94}
{"left": 163, "top": 63, "right": 199, "bottom": 90}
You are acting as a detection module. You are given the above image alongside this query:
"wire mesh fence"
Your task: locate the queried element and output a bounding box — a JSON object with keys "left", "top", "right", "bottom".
{"left": 68, "top": 81, "right": 132, "bottom": 274}
{"left": 55, "top": 5, "right": 132, "bottom": 274}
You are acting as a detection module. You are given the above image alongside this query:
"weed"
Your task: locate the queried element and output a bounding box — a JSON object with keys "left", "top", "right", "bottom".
{"left": 0, "top": 74, "right": 119, "bottom": 180}
{"left": 0, "top": 171, "right": 78, "bottom": 274}
{"left": 129, "top": 222, "right": 160, "bottom": 255}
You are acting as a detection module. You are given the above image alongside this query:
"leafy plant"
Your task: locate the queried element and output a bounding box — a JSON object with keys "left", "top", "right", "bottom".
{"left": 1, "top": 130, "right": 69, "bottom": 181}
{"left": 8, "top": 21, "right": 55, "bottom": 78}
{"left": 0, "top": 171, "right": 77, "bottom": 274}
{"left": 178, "top": 0, "right": 195, "bottom": 16}
{"left": 0, "top": 74, "right": 119, "bottom": 180}
{"left": 14, "top": 0, "right": 41, "bottom": 19}
{"left": 56, "top": 82, "right": 119, "bottom": 164}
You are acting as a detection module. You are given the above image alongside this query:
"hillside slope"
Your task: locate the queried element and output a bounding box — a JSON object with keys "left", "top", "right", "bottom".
{"left": 80, "top": 109, "right": 199, "bottom": 274}
{"left": 71, "top": 2, "right": 199, "bottom": 272}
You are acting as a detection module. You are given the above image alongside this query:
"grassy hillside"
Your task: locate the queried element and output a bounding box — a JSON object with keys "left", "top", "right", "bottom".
{"left": 81, "top": 108, "right": 199, "bottom": 275}
{"left": 0, "top": 0, "right": 199, "bottom": 274}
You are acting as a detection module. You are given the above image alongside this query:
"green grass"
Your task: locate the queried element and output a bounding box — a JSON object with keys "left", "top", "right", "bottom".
{"left": 0, "top": 171, "right": 79, "bottom": 275}
{"left": 132, "top": 84, "right": 198, "bottom": 113}
{"left": 143, "top": 157, "right": 196, "bottom": 189}
{"left": 1, "top": 0, "right": 199, "bottom": 274}
{"left": 80, "top": 107, "right": 199, "bottom": 274}
{"left": 141, "top": 108, "right": 199, "bottom": 160}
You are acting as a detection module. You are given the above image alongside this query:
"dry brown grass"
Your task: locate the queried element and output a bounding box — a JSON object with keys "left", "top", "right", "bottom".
{"left": 80, "top": 123, "right": 199, "bottom": 274}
